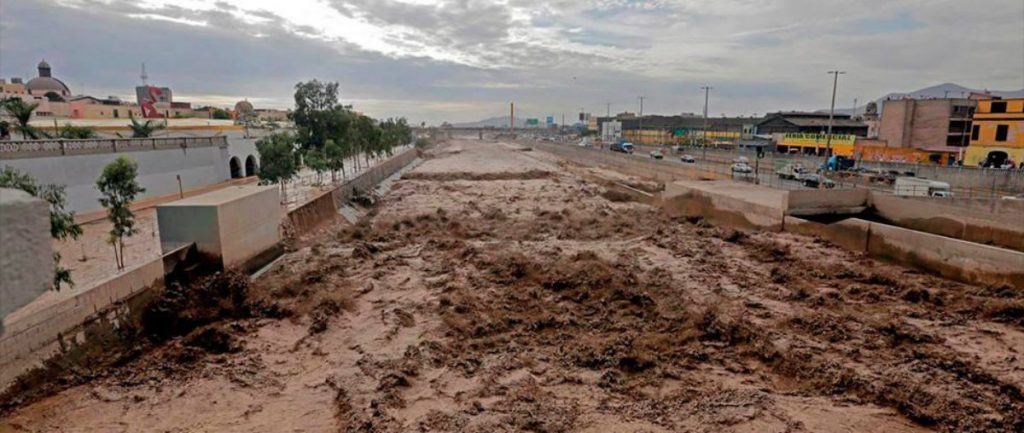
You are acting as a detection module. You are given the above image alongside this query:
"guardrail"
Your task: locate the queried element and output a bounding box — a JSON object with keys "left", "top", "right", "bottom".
{"left": 0, "top": 136, "right": 229, "bottom": 160}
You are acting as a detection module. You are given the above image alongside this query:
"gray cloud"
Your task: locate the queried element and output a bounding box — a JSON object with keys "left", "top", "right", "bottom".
{"left": 1, "top": 0, "right": 1022, "bottom": 125}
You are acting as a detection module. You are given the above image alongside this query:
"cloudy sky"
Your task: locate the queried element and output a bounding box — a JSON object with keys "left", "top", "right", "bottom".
{"left": 2, "top": 0, "right": 1022, "bottom": 124}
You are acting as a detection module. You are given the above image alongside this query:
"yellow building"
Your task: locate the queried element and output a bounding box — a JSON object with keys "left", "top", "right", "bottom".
{"left": 777, "top": 133, "right": 855, "bottom": 157}
{"left": 622, "top": 129, "right": 740, "bottom": 146}
{"left": 965, "top": 98, "right": 1024, "bottom": 167}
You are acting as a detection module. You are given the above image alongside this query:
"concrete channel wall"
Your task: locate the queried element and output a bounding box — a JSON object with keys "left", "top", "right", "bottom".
{"left": 869, "top": 193, "right": 1024, "bottom": 252}
{"left": 0, "top": 253, "right": 167, "bottom": 391}
{"left": 783, "top": 215, "right": 1024, "bottom": 288}
{"left": 286, "top": 147, "right": 420, "bottom": 234}
{"left": 785, "top": 189, "right": 869, "bottom": 216}
{"left": 662, "top": 181, "right": 786, "bottom": 231}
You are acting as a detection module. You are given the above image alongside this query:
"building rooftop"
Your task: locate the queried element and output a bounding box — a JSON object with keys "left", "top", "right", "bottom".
{"left": 160, "top": 185, "right": 278, "bottom": 207}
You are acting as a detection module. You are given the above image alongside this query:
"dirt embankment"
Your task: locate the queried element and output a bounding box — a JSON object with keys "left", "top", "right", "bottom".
{"left": 2, "top": 140, "right": 1022, "bottom": 433}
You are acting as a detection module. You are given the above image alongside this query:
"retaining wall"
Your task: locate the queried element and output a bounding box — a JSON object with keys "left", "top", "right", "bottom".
{"left": 662, "top": 181, "right": 785, "bottom": 231}
{"left": 284, "top": 147, "right": 420, "bottom": 235}
{"left": 0, "top": 254, "right": 166, "bottom": 390}
{"left": 869, "top": 193, "right": 1024, "bottom": 252}
{"left": 785, "top": 188, "right": 869, "bottom": 215}
{"left": 866, "top": 222, "right": 1024, "bottom": 288}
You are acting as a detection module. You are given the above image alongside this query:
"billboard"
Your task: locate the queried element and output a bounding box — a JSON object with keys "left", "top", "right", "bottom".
{"left": 526, "top": 118, "right": 539, "bottom": 126}
{"left": 545, "top": 116, "right": 555, "bottom": 125}
{"left": 136, "top": 85, "right": 173, "bottom": 118}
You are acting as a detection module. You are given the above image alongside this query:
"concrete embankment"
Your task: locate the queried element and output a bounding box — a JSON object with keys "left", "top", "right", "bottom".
{"left": 659, "top": 180, "right": 1024, "bottom": 289}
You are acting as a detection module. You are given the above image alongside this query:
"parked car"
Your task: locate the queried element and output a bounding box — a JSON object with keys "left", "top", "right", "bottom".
{"left": 610, "top": 142, "right": 635, "bottom": 154}
{"left": 731, "top": 162, "right": 753, "bottom": 174}
{"left": 680, "top": 154, "right": 696, "bottom": 163}
{"left": 801, "top": 174, "right": 836, "bottom": 189}
{"left": 649, "top": 149, "right": 664, "bottom": 159}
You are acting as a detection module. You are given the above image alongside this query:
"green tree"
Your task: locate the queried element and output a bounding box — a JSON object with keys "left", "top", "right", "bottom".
{"left": 2, "top": 97, "right": 44, "bottom": 139}
{"left": 96, "top": 157, "right": 146, "bottom": 270}
{"left": 0, "top": 166, "right": 83, "bottom": 289}
{"left": 256, "top": 132, "right": 298, "bottom": 200}
{"left": 323, "top": 138, "right": 348, "bottom": 182}
{"left": 349, "top": 114, "right": 380, "bottom": 170}
{"left": 126, "top": 114, "right": 166, "bottom": 138}
{"left": 58, "top": 123, "right": 98, "bottom": 139}
{"left": 289, "top": 80, "right": 351, "bottom": 151}
{"left": 303, "top": 147, "right": 328, "bottom": 185}
{"left": 211, "top": 108, "right": 230, "bottom": 119}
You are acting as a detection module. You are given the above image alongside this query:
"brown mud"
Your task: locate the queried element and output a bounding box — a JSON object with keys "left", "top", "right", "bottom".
{"left": 1, "top": 140, "right": 1021, "bottom": 433}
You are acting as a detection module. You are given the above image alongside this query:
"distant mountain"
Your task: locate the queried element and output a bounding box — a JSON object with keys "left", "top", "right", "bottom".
{"left": 824, "top": 83, "right": 1024, "bottom": 116}
{"left": 451, "top": 116, "right": 533, "bottom": 128}
{"left": 450, "top": 115, "right": 569, "bottom": 128}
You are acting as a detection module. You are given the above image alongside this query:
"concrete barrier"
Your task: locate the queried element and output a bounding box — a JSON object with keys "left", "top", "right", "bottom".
{"left": 662, "top": 181, "right": 786, "bottom": 231}
{"left": 869, "top": 193, "right": 1024, "bottom": 253}
{"left": 867, "top": 222, "right": 1024, "bottom": 288}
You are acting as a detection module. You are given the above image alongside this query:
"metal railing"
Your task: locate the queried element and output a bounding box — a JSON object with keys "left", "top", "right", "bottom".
{"left": 0, "top": 136, "right": 229, "bottom": 159}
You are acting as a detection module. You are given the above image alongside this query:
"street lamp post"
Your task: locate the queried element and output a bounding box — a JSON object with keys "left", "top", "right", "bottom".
{"left": 825, "top": 70, "right": 846, "bottom": 159}
{"left": 701, "top": 86, "right": 712, "bottom": 164}
{"left": 638, "top": 96, "right": 645, "bottom": 146}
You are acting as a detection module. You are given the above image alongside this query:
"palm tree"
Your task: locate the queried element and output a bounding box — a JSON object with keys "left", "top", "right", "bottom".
{"left": 127, "top": 114, "right": 166, "bottom": 138}
{"left": 2, "top": 97, "right": 42, "bottom": 139}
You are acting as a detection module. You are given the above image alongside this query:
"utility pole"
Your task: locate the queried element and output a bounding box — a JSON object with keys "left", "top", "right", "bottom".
{"left": 638, "top": 96, "right": 645, "bottom": 145}
{"left": 701, "top": 86, "right": 712, "bottom": 162}
{"left": 825, "top": 70, "right": 846, "bottom": 158}
{"left": 510, "top": 102, "right": 514, "bottom": 136}
{"left": 853, "top": 98, "right": 858, "bottom": 116}
{"left": 606, "top": 102, "right": 611, "bottom": 117}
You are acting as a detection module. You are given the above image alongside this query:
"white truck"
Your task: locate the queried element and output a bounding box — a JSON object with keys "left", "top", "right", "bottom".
{"left": 894, "top": 177, "right": 953, "bottom": 197}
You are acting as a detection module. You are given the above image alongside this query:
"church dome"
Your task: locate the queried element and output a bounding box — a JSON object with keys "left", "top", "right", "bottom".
{"left": 234, "top": 100, "right": 255, "bottom": 113}
{"left": 25, "top": 60, "right": 71, "bottom": 100}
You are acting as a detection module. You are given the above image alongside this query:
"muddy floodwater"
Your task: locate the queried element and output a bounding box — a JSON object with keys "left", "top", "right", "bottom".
{"left": 2, "top": 140, "right": 1022, "bottom": 433}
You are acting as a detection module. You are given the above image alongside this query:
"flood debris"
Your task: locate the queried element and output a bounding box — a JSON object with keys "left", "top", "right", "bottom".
{"left": 4, "top": 140, "right": 1022, "bottom": 433}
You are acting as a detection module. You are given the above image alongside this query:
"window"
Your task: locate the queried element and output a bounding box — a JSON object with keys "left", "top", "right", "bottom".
{"left": 991, "top": 101, "right": 1007, "bottom": 113}
{"left": 995, "top": 125, "right": 1009, "bottom": 141}
{"left": 971, "top": 124, "right": 980, "bottom": 140}
{"left": 113, "top": 109, "right": 119, "bottom": 118}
